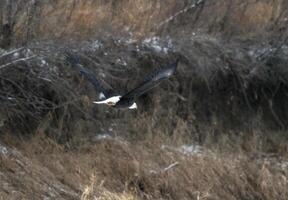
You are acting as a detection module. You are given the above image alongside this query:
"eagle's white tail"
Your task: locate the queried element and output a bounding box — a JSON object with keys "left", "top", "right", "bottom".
{"left": 129, "top": 103, "right": 137, "bottom": 109}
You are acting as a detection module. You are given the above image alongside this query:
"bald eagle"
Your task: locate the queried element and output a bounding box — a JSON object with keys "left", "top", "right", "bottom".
{"left": 65, "top": 53, "right": 178, "bottom": 109}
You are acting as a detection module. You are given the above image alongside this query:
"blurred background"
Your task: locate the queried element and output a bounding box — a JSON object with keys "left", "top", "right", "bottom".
{"left": 0, "top": 1, "right": 288, "bottom": 199}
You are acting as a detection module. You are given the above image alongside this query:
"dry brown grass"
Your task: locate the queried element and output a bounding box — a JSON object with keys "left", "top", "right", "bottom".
{"left": 2, "top": 0, "right": 287, "bottom": 44}
{"left": 1, "top": 128, "right": 287, "bottom": 200}
{"left": 81, "top": 174, "right": 139, "bottom": 200}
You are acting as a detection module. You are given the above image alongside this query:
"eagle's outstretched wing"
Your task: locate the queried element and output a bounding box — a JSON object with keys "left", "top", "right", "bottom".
{"left": 117, "top": 59, "right": 178, "bottom": 104}
{"left": 65, "top": 52, "right": 115, "bottom": 99}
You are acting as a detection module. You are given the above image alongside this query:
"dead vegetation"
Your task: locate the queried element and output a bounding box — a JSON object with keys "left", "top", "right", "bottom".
{"left": 1, "top": 33, "right": 288, "bottom": 199}
{"left": 1, "top": 131, "right": 288, "bottom": 200}
{"left": 1, "top": 0, "right": 288, "bottom": 199}
{"left": 1, "top": 0, "right": 288, "bottom": 46}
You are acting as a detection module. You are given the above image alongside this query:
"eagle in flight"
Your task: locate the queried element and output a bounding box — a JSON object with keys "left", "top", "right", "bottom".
{"left": 65, "top": 53, "right": 178, "bottom": 109}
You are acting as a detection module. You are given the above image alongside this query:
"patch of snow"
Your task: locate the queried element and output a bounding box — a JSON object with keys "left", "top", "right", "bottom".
{"left": 162, "top": 47, "right": 168, "bottom": 54}
{"left": 248, "top": 50, "right": 256, "bottom": 57}
{"left": 93, "top": 134, "right": 128, "bottom": 146}
{"left": 38, "top": 58, "right": 49, "bottom": 67}
{"left": 142, "top": 36, "right": 174, "bottom": 54}
{"left": 0, "top": 120, "right": 4, "bottom": 127}
{"left": 114, "top": 39, "right": 121, "bottom": 45}
{"left": 91, "top": 40, "right": 103, "bottom": 50}
{"left": 99, "top": 72, "right": 106, "bottom": 78}
{"left": 13, "top": 52, "right": 20, "bottom": 58}
{"left": 161, "top": 144, "right": 205, "bottom": 156}
{"left": 116, "top": 58, "right": 127, "bottom": 66}
{"left": 24, "top": 48, "right": 34, "bottom": 57}
{"left": 41, "top": 59, "right": 47, "bottom": 65}
{"left": 179, "top": 144, "right": 204, "bottom": 155}
{"left": 125, "top": 38, "right": 137, "bottom": 44}
{"left": 281, "top": 45, "right": 288, "bottom": 54}
{"left": 280, "top": 161, "right": 288, "bottom": 169}
{"left": 124, "top": 27, "right": 131, "bottom": 32}
{"left": 114, "top": 32, "right": 137, "bottom": 45}
{"left": 142, "top": 37, "right": 162, "bottom": 53}
{"left": 48, "top": 66, "right": 59, "bottom": 74}
{"left": 0, "top": 143, "right": 8, "bottom": 156}
{"left": 247, "top": 46, "right": 278, "bottom": 61}
{"left": 94, "top": 134, "right": 112, "bottom": 141}
{"left": 80, "top": 40, "right": 103, "bottom": 52}
{"left": 149, "top": 170, "right": 157, "bottom": 174}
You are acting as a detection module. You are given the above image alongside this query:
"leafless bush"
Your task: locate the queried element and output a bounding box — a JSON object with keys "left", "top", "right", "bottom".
{"left": 1, "top": 33, "right": 288, "bottom": 145}
{"left": 0, "top": 47, "right": 81, "bottom": 136}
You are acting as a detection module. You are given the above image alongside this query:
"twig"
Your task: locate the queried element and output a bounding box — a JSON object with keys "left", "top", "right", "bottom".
{"left": 0, "top": 47, "right": 24, "bottom": 58}
{"left": 51, "top": 97, "right": 83, "bottom": 109}
{"left": 163, "top": 162, "right": 179, "bottom": 172}
{"left": 169, "top": 92, "right": 187, "bottom": 101}
{"left": 225, "top": 56, "right": 254, "bottom": 112}
{"left": 150, "top": 162, "right": 179, "bottom": 175}
{"left": 0, "top": 55, "right": 36, "bottom": 70}
{"left": 38, "top": 77, "right": 52, "bottom": 82}
{"left": 268, "top": 99, "right": 285, "bottom": 129}
{"left": 261, "top": 89, "right": 285, "bottom": 129}
{"left": 155, "top": 0, "right": 204, "bottom": 30}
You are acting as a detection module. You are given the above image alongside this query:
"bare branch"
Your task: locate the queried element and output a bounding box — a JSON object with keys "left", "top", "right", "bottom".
{"left": 0, "top": 47, "right": 24, "bottom": 58}
{"left": 155, "top": 0, "right": 204, "bottom": 30}
{"left": 163, "top": 162, "right": 179, "bottom": 172}
{"left": 150, "top": 162, "right": 179, "bottom": 175}
{"left": 0, "top": 55, "right": 35, "bottom": 70}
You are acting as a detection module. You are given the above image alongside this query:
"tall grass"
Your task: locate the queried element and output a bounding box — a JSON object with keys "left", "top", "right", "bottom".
{"left": 1, "top": 130, "right": 287, "bottom": 199}
{"left": 1, "top": 0, "right": 287, "bottom": 46}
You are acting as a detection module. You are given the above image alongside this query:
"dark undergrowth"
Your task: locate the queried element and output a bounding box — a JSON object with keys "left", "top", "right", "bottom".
{"left": 0, "top": 0, "right": 288, "bottom": 140}
{"left": 1, "top": 34, "right": 288, "bottom": 154}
